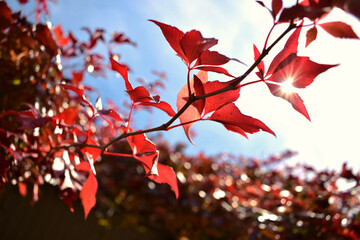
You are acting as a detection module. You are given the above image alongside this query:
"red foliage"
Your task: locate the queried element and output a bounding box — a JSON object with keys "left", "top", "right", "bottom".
{"left": 0, "top": 3, "right": 359, "bottom": 239}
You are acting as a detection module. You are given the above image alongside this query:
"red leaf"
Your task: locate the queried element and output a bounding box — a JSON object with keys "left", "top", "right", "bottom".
{"left": 319, "top": 21, "right": 359, "bottom": 39}
{"left": 54, "top": 25, "right": 69, "bottom": 46}
{"left": 35, "top": 24, "right": 58, "bottom": 56}
{"left": 198, "top": 50, "right": 231, "bottom": 66}
{"left": 75, "top": 161, "right": 91, "bottom": 172}
{"left": 149, "top": 20, "right": 186, "bottom": 64}
{"left": 110, "top": 58, "right": 133, "bottom": 91}
{"left": 267, "top": 25, "right": 302, "bottom": 76}
{"left": 267, "top": 54, "right": 338, "bottom": 88}
{"left": 176, "top": 76, "right": 202, "bottom": 144}
{"left": 194, "top": 66, "right": 235, "bottom": 78}
{"left": 0, "top": 1, "right": 12, "bottom": 29}
{"left": 203, "top": 80, "right": 240, "bottom": 115}
{"left": 80, "top": 132, "right": 101, "bottom": 164}
{"left": 253, "top": 44, "right": 265, "bottom": 79}
{"left": 266, "top": 82, "right": 311, "bottom": 120}
{"left": 137, "top": 101, "right": 176, "bottom": 117}
{"left": 272, "top": 0, "right": 283, "bottom": 18}
{"left": 209, "top": 103, "right": 275, "bottom": 137}
{"left": 55, "top": 108, "right": 78, "bottom": 125}
{"left": 71, "top": 70, "right": 84, "bottom": 85}
{"left": 193, "top": 75, "right": 205, "bottom": 114}
{"left": 18, "top": 182, "right": 27, "bottom": 197}
{"left": 60, "top": 84, "right": 93, "bottom": 110}
{"left": 148, "top": 164, "right": 179, "bottom": 198}
{"left": 127, "top": 86, "right": 154, "bottom": 103}
{"left": 80, "top": 171, "right": 98, "bottom": 219}
{"left": 305, "top": 26, "right": 318, "bottom": 47}
{"left": 97, "top": 109, "right": 123, "bottom": 122}
{"left": 127, "top": 132, "right": 157, "bottom": 172}
{"left": 180, "top": 30, "right": 218, "bottom": 65}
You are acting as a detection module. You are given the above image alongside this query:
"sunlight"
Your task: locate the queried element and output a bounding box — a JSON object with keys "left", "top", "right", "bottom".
{"left": 281, "top": 77, "right": 296, "bottom": 94}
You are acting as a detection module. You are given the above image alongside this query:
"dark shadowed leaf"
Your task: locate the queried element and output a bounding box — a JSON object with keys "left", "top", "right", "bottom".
{"left": 306, "top": 26, "right": 318, "bottom": 47}
{"left": 319, "top": 21, "right": 359, "bottom": 39}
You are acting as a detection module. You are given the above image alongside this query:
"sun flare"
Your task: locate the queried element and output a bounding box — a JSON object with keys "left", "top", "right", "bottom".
{"left": 281, "top": 77, "right": 296, "bottom": 94}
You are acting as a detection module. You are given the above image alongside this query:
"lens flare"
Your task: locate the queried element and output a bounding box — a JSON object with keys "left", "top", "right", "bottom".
{"left": 281, "top": 77, "right": 296, "bottom": 94}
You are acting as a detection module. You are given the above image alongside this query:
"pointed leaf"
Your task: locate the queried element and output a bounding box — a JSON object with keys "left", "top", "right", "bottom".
{"left": 267, "top": 54, "right": 338, "bottom": 88}
{"left": 198, "top": 50, "right": 231, "bottom": 66}
{"left": 127, "top": 132, "right": 157, "bottom": 171}
{"left": 127, "top": 86, "right": 154, "bottom": 103}
{"left": 137, "top": 101, "right": 176, "bottom": 117}
{"left": 266, "top": 82, "right": 311, "bottom": 120}
{"left": 195, "top": 66, "right": 235, "bottom": 78}
{"left": 272, "top": 0, "right": 283, "bottom": 18}
{"left": 306, "top": 26, "right": 318, "bottom": 47}
{"left": 209, "top": 103, "right": 275, "bottom": 137}
{"left": 97, "top": 109, "right": 123, "bottom": 122}
{"left": 193, "top": 75, "right": 205, "bottom": 114}
{"left": 80, "top": 171, "right": 98, "bottom": 219}
{"left": 149, "top": 20, "right": 186, "bottom": 62}
{"left": 54, "top": 25, "right": 69, "bottom": 46}
{"left": 203, "top": 80, "right": 240, "bottom": 115}
{"left": 80, "top": 132, "right": 101, "bottom": 163}
{"left": 319, "top": 21, "right": 359, "bottom": 39}
{"left": 176, "top": 76, "right": 201, "bottom": 144}
{"left": 148, "top": 164, "right": 179, "bottom": 199}
{"left": 110, "top": 58, "right": 133, "bottom": 91}
{"left": 267, "top": 26, "right": 302, "bottom": 76}
{"left": 253, "top": 44, "right": 265, "bottom": 79}
{"left": 180, "top": 30, "right": 218, "bottom": 65}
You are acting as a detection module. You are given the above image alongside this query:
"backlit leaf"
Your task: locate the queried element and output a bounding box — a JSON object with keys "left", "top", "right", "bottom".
{"left": 80, "top": 171, "right": 97, "bottom": 219}
{"left": 148, "top": 164, "right": 179, "bottom": 199}
{"left": 209, "top": 103, "right": 275, "bottom": 137}
{"left": 320, "top": 21, "right": 359, "bottom": 39}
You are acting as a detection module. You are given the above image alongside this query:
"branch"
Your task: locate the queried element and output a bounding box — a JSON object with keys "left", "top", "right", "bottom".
{"left": 50, "top": 22, "right": 297, "bottom": 155}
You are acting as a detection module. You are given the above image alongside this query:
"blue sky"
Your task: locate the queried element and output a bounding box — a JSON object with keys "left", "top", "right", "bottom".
{"left": 10, "top": 0, "right": 360, "bottom": 171}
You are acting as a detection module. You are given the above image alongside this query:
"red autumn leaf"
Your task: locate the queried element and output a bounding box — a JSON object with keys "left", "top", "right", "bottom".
{"left": 266, "top": 82, "right": 311, "bottom": 120}
{"left": 149, "top": 20, "right": 186, "bottom": 63}
{"left": 267, "top": 25, "right": 302, "bottom": 76}
{"left": 253, "top": 44, "right": 265, "bottom": 79}
{"left": 127, "top": 86, "right": 154, "bottom": 103}
{"left": 194, "top": 66, "right": 235, "bottom": 78}
{"left": 179, "top": 30, "right": 218, "bottom": 65}
{"left": 71, "top": 70, "right": 84, "bottom": 85}
{"left": 18, "top": 182, "right": 27, "bottom": 197}
{"left": 97, "top": 109, "right": 123, "bottom": 122}
{"left": 0, "top": 1, "right": 12, "bottom": 29}
{"left": 148, "top": 164, "right": 179, "bottom": 199}
{"left": 79, "top": 171, "right": 98, "bottom": 219}
{"left": 35, "top": 24, "right": 58, "bottom": 56}
{"left": 127, "top": 132, "right": 157, "bottom": 172}
{"left": 272, "top": 0, "right": 283, "bottom": 18}
{"left": 306, "top": 26, "right": 318, "bottom": 47}
{"left": 110, "top": 58, "right": 133, "bottom": 91}
{"left": 137, "top": 101, "right": 176, "bottom": 117}
{"left": 176, "top": 74, "right": 202, "bottom": 144}
{"left": 150, "top": 20, "right": 218, "bottom": 67}
{"left": 319, "top": 21, "right": 359, "bottom": 39}
{"left": 54, "top": 25, "right": 69, "bottom": 46}
{"left": 198, "top": 50, "right": 232, "bottom": 66}
{"left": 55, "top": 108, "right": 78, "bottom": 125}
{"left": 279, "top": 3, "right": 329, "bottom": 22}
{"left": 193, "top": 75, "right": 205, "bottom": 115}
{"left": 60, "top": 84, "right": 93, "bottom": 110}
{"left": 203, "top": 80, "right": 240, "bottom": 116}
{"left": 209, "top": 103, "right": 275, "bottom": 137}
{"left": 75, "top": 161, "right": 91, "bottom": 172}
{"left": 267, "top": 54, "right": 338, "bottom": 88}
{"left": 80, "top": 132, "right": 101, "bottom": 164}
